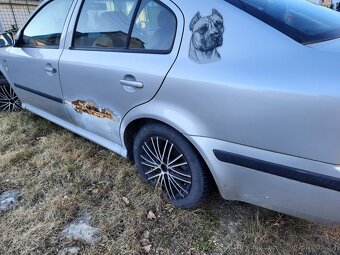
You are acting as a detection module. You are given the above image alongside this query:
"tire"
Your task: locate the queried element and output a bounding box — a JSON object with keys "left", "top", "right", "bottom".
{"left": 133, "top": 123, "right": 211, "bottom": 208}
{"left": 0, "top": 77, "right": 21, "bottom": 112}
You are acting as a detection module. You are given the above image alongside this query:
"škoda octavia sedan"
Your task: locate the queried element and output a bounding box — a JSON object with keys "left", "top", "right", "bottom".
{"left": 1, "top": 0, "right": 340, "bottom": 223}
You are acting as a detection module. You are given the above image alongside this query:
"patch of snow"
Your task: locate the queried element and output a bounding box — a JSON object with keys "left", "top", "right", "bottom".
{"left": 0, "top": 189, "right": 20, "bottom": 211}
{"left": 227, "top": 220, "right": 242, "bottom": 234}
{"left": 57, "top": 247, "right": 81, "bottom": 255}
{"left": 61, "top": 214, "right": 100, "bottom": 244}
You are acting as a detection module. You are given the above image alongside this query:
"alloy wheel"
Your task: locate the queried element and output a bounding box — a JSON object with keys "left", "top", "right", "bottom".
{"left": 0, "top": 85, "right": 21, "bottom": 112}
{"left": 140, "top": 136, "right": 192, "bottom": 200}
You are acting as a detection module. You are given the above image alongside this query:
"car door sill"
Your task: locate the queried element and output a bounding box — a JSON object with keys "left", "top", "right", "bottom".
{"left": 23, "top": 103, "right": 127, "bottom": 158}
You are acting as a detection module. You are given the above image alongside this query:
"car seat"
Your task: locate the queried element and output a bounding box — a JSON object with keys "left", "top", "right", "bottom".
{"left": 151, "top": 10, "right": 176, "bottom": 50}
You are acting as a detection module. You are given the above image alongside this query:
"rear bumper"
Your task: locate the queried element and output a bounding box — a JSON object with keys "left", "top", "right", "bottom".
{"left": 187, "top": 135, "right": 340, "bottom": 224}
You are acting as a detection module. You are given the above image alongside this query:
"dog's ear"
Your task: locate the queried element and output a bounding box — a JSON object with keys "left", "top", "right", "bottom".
{"left": 212, "top": 9, "right": 223, "bottom": 20}
{"left": 190, "top": 12, "right": 201, "bottom": 31}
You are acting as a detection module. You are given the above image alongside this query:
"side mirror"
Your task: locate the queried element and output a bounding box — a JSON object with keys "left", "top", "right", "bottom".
{"left": 0, "top": 32, "right": 14, "bottom": 47}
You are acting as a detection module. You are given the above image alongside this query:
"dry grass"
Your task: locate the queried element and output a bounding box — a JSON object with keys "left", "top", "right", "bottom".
{"left": 0, "top": 111, "right": 339, "bottom": 255}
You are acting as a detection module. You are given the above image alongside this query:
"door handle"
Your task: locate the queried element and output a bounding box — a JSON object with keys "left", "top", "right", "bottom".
{"left": 120, "top": 79, "right": 144, "bottom": 88}
{"left": 44, "top": 66, "right": 57, "bottom": 74}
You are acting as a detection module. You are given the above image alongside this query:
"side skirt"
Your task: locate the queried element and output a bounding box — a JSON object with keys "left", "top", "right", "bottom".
{"left": 24, "top": 103, "right": 128, "bottom": 158}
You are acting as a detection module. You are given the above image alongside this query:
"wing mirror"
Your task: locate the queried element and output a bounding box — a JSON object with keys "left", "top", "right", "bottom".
{"left": 0, "top": 32, "right": 14, "bottom": 47}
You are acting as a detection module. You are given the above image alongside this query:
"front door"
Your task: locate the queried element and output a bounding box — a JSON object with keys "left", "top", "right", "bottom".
{"left": 6, "top": 0, "right": 74, "bottom": 120}
{"left": 59, "top": 0, "right": 182, "bottom": 144}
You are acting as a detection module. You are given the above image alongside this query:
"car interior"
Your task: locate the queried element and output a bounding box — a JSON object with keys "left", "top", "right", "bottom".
{"left": 73, "top": 0, "right": 176, "bottom": 51}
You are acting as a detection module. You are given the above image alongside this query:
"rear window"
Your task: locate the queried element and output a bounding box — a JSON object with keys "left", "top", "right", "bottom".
{"left": 225, "top": 0, "right": 340, "bottom": 44}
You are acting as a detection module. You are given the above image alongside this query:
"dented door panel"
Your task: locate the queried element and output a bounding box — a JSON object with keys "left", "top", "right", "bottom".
{"left": 63, "top": 98, "right": 120, "bottom": 141}
{"left": 59, "top": 50, "right": 181, "bottom": 143}
{"left": 59, "top": 0, "right": 184, "bottom": 144}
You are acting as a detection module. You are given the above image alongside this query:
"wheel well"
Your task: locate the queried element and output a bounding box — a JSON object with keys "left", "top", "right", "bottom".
{"left": 124, "top": 118, "right": 157, "bottom": 161}
{"left": 124, "top": 118, "right": 217, "bottom": 189}
{"left": 0, "top": 71, "right": 9, "bottom": 85}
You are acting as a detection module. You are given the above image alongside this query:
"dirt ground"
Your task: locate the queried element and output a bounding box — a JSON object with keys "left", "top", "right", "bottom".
{"left": 0, "top": 111, "right": 339, "bottom": 255}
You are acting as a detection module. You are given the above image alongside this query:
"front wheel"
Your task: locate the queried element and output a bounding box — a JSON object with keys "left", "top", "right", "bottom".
{"left": 0, "top": 78, "right": 22, "bottom": 112}
{"left": 133, "top": 123, "right": 211, "bottom": 208}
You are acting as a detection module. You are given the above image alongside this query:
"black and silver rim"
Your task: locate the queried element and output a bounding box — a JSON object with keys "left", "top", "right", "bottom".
{"left": 0, "top": 85, "right": 21, "bottom": 112}
{"left": 140, "top": 136, "right": 192, "bottom": 200}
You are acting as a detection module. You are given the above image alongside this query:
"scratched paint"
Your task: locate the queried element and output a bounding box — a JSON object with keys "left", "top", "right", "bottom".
{"left": 64, "top": 99, "right": 120, "bottom": 142}
{"left": 68, "top": 100, "right": 118, "bottom": 121}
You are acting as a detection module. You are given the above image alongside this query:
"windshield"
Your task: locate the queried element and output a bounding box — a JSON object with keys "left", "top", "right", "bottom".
{"left": 225, "top": 0, "right": 340, "bottom": 44}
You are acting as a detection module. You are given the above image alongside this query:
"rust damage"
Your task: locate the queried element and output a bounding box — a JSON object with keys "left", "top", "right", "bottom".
{"left": 69, "top": 100, "right": 118, "bottom": 121}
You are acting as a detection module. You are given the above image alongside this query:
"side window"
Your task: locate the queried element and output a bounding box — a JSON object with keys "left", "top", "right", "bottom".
{"left": 129, "top": 0, "right": 176, "bottom": 51}
{"left": 73, "top": 0, "right": 138, "bottom": 49}
{"left": 20, "top": 0, "right": 73, "bottom": 48}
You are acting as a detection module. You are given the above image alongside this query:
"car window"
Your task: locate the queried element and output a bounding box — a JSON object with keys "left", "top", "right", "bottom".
{"left": 129, "top": 0, "right": 176, "bottom": 51}
{"left": 225, "top": 0, "right": 340, "bottom": 44}
{"left": 73, "top": 0, "right": 138, "bottom": 49}
{"left": 20, "top": 0, "right": 73, "bottom": 48}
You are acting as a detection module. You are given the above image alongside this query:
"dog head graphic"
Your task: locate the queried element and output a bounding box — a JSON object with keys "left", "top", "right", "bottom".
{"left": 189, "top": 9, "right": 224, "bottom": 64}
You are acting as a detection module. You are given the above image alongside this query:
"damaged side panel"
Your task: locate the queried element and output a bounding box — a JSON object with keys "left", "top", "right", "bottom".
{"left": 65, "top": 99, "right": 120, "bottom": 142}
{"left": 69, "top": 100, "right": 118, "bottom": 121}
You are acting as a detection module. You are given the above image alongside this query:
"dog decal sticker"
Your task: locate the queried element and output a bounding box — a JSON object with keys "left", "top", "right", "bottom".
{"left": 189, "top": 9, "right": 224, "bottom": 64}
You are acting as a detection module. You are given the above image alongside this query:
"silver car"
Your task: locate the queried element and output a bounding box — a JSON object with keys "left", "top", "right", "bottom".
{"left": 1, "top": 0, "right": 340, "bottom": 223}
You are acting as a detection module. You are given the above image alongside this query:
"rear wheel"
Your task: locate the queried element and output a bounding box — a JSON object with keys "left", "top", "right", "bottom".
{"left": 133, "top": 123, "right": 211, "bottom": 208}
{"left": 0, "top": 77, "right": 21, "bottom": 112}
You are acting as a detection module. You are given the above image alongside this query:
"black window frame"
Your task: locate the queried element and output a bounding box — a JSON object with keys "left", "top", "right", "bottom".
{"left": 225, "top": 0, "right": 340, "bottom": 45}
{"left": 70, "top": 0, "right": 178, "bottom": 54}
{"left": 15, "top": 0, "right": 74, "bottom": 49}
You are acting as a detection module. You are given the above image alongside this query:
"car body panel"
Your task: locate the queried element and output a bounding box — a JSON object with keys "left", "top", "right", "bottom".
{"left": 119, "top": 0, "right": 340, "bottom": 222}
{"left": 308, "top": 37, "right": 340, "bottom": 52}
{"left": 188, "top": 135, "right": 340, "bottom": 223}
{"left": 25, "top": 103, "right": 127, "bottom": 156}
{"left": 6, "top": 47, "right": 71, "bottom": 120}
{"left": 3, "top": 0, "right": 77, "bottom": 121}
{"left": 136, "top": 0, "right": 340, "bottom": 165}
{"left": 0, "top": 48, "right": 12, "bottom": 82}
{"left": 58, "top": 0, "right": 183, "bottom": 143}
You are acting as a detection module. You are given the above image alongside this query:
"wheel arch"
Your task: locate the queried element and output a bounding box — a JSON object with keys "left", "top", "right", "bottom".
{"left": 124, "top": 117, "right": 187, "bottom": 161}
{"left": 122, "top": 114, "right": 196, "bottom": 160}
{"left": 0, "top": 67, "right": 12, "bottom": 87}
{"left": 121, "top": 101, "right": 211, "bottom": 154}
{"left": 122, "top": 117, "right": 218, "bottom": 190}
{"left": 0, "top": 70, "right": 7, "bottom": 84}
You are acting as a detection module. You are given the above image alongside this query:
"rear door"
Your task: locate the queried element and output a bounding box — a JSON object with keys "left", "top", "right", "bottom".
{"left": 59, "top": 0, "right": 182, "bottom": 144}
{"left": 6, "top": 0, "right": 74, "bottom": 120}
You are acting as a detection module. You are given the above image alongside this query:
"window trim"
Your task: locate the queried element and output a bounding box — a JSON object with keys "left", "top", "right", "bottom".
{"left": 125, "top": 0, "right": 143, "bottom": 49}
{"left": 70, "top": 0, "right": 178, "bottom": 54}
{"left": 15, "top": 0, "right": 74, "bottom": 49}
{"left": 224, "top": 0, "right": 340, "bottom": 45}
